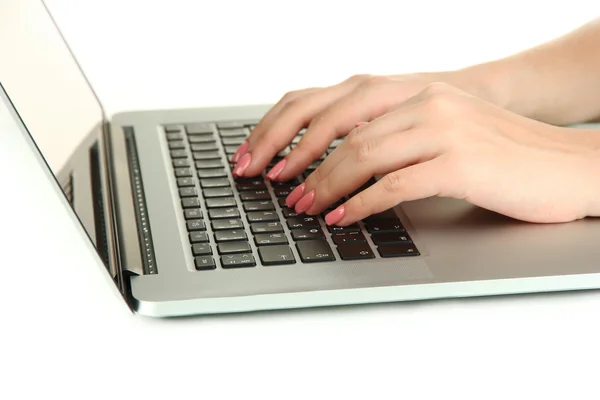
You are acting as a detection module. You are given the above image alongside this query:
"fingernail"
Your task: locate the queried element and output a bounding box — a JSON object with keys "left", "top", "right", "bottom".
{"left": 295, "top": 190, "right": 315, "bottom": 214}
{"left": 355, "top": 121, "right": 368, "bottom": 128}
{"left": 266, "top": 159, "right": 287, "bottom": 181}
{"left": 232, "top": 153, "right": 251, "bottom": 177}
{"left": 286, "top": 183, "right": 306, "bottom": 208}
{"left": 325, "top": 206, "right": 345, "bottom": 225}
{"left": 231, "top": 141, "right": 249, "bottom": 163}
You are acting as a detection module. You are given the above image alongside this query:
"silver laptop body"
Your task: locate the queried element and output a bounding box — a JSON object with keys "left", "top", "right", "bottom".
{"left": 2, "top": 0, "right": 600, "bottom": 317}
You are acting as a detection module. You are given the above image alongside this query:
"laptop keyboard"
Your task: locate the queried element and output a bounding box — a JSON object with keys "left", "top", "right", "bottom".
{"left": 163, "top": 121, "right": 419, "bottom": 271}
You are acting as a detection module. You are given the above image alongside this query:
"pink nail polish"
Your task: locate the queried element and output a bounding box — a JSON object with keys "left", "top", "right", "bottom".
{"left": 266, "top": 159, "right": 287, "bottom": 181}
{"left": 355, "top": 121, "right": 368, "bottom": 128}
{"left": 285, "top": 183, "right": 306, "bottom": 208}
{"left": 295, "top": 190, "right": 315, "bottom": 214}
{"left": 231, "top": 141, "right": 249, "bottom": 163}
{"left": 233, "top": 153, "right": 251, "bottom": 177}
{"left": 325, "top": 206, "right": 345, "bottom": 225}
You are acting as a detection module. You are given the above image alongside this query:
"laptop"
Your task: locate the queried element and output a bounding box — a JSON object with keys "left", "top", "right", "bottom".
{"left": 2, "top": 0, "right": 600, "bottom": 318}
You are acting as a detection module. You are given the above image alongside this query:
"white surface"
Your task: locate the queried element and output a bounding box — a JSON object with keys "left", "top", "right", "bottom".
{"left": 2, "top": 1, "right": 600, "bottom": 398}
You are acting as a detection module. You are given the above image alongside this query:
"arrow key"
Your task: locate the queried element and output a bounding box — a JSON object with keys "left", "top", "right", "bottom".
{"left": 336, "top": 242, "right": 375, "bottom": 260}
{"left": 258, "top": 245, "right": 296, "bottom": 266}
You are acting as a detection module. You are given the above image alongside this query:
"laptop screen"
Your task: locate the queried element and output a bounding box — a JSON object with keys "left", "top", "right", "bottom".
{"left": 0, "top": 0, "right": 103, "bottom": 174}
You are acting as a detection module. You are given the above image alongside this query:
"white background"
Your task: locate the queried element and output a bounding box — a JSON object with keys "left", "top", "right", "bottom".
{"left": 2, "top": 1, "right": 600, "bottom": 399}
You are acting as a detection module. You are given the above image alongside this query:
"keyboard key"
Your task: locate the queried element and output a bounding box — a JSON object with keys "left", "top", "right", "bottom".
{"left": 170, "top": 149, "right": 188, "bottom": 158}
{"left": 371, "top": 232, "right": 412, "bottom": 245}
{"left": 224, "top": 145, "right": 240, "bottom": 154}
{"left": 184, "top": 208, "right": 202, "bottom": 220}
{"left": 274, "top": 187, "right": 294, "bottom": 197}
{"left": 164, "top": 124, "right": 182, "bottom": 133}
{"left": 215, "top": 230, "right": 247, "bottom": 242}
{"left": 186, "top": 123, "right": 214, "bottom": 135}
{"left": 172, "top": 158, "right": 190, "bottom": 168}
{"left": 272, "top": 177, "right": 301, "bottom": 187}
{"left": 206, "top": 197, "right": 237, "bottom": 208}
{"left": 179, "top": 187, "right": 197, "bottom": 197}
{"left": 243, "top": 200, "right": 274, "bottom": 211}
{"left": 221, "top": 253, "right": 256, "bottom": 268}
{"left": 190, "top": 142, "right": 218, "bottom": 152}
{"left": 247, "top": 211, "right": 279, "bottom": 222}
{"left": 195, "top": 160, "right": 224, "bottom": 169}
{"left": 197, "top": 168, "right": 227, "bottom": 178}
{"left": 189, "top": 231, "right": 209, "bottom": 243}
{"left": 240, "top": 190, "right": 271, "bottom": 201}
{"left": 177, "top": 177, "right": 195, "bottom": 187}
{"left": 208, "top": 207, "right": 240, "bottom": 219}
{"left": 181, "top": 198, "right": 201, "bottom": 208}
{"left": 192, "top": 243, "right": 212, "bottom": 256}
{"left": 193, "top": 151, "right": 221, "bottom": 160}
{"left": 251, "top": 221, "right": 283, "bottom": 234}
{"left": 296, "top": 240, "right": 335, "bottom": 263}
{"left": 326, "top": 223, "right": 361, "bottom": 233}
{"left": 366, "top": 220, "right": 405, "bottom": 233}
{"left": 166, "top": 132, "right": 183, "bottom": 141}
{"left": 378, "top": 243, "right": 419, "bottom": 257}
{"left": 221, "top": 136, "right": 246, "bottom": 146}
{"left": 291, "top": 228, "right": 325, "bottom": 241}
{"left": 218, "top": 241, "right": 252, "bottom": 255}
{"left": 174, "top": 168, "right": 193, "bottom": 177}
{"left": 259, "top": 245, "right": 295, "bottom": 266}
{"left": 203, "top": 187, "right": 234, "bottom": 198}
{"left": 195, "top": 256, "right": 216, "bottom": 270}
{"left": 331, "top": 231, "right": 367, "bottom": 244}
{"left": 219, "top": 127, "right": 248, "bottom": 137}
{"left": 168, "top": 140, "right": 185, "bottom": 150}
{"left": 278, "top": 198, "right": 288, "bottom": 208}
{"left": 281, "top": 207, "right": 299, "bottom": 218}
{"left": 337, "top": 242, "right": 375, "bottom": 260}
{"left": 200, "top": 178, "right": 230, "bottom": 188}
{"left": 212, "top": 219, "right": 244, "bottom": 230}
{"left": 218, "top": 121, "right": 246, "bottom": 129}
{"left": 254, "top": 233, "right": 288, "bottom": 246}
{"left": 286, "top": 216, "right": 319, "bottom": 229}
{"left": 187, "top": 219, "right": 206, "bottom": 231}
{"left": 236, "top": 180, "right": 266, "bottom": 191}
{"left": 188, "top": 135, "right": 215, "bottom": 143}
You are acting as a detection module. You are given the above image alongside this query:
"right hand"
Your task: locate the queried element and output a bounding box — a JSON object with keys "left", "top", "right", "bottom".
{"left": 231, "top": 72, "right": 485, "bottom": 181}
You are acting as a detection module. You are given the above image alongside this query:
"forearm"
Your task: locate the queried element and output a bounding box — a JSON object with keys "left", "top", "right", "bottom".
{"left": 451, "top": 17, "right": 600, "bottom": 126}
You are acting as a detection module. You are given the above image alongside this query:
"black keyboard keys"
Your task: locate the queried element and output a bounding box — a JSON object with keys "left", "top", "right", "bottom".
{"left": 200, "top": 178, "right": 230, "bottom": 188}
{"left": 182, "top": 198, "right": 201, "bottom": 208}
{"left": 258, "top": 245, "right": 295, "bottom": 265}
{"left": 240, "top": 190, "right": 271, "bottom": 201}
{"left": 212, "top": 219, "right": 244, "bottom": 230}
{"left": 215, "top": 230, "right": 247, "bottom": 242}
{"left": 208, "top": 208, "right": 240, "bottom": 219}
{"left": 291, "top": 228, "right": 325, "bottom": 241}
{"left": 251, "top": 221, "right": 283, "bottom": 234}
{"left": 337, "top": 242, "right": 375, "bottom": 260}
{"left": 378, "top": 243, "right": 419, "bottom": 257}
{"left": 203, "top": 187, "right": 234, "bottom": 198}
{"left": 218, "top": 241, "right": 252, "bottom": 255}
{"left": 243, "top": 201, "right": 274, "bottom": 211}
{"left": 187, "top": 219, "right": 206, "bottom": 231}
{"left": 189, "top": 231, "right": 209, "bottom": 243}
{"left": 221, "top": 253, "right": 256, "bottom": 268}
{"left": 254, "top": 233, "right": 288, "bottom": 246}
{"left": 247, "top": 211, "right": 279, "bottom": 222}
{"left": 371, "top": 232, "right": 411, "bottom": 245}
{"left": 195, "top": 256, "right": 216, "bottom": 270}
{"left": 206, "top": 197, "right": 237, "bottom": 208}
{"left": 177, "top": 177, "right": 194, "bottom": 187}
{"left": 198, "top": 168, "right": 227, "bottom": 178}
{"left": 296, "top": 240, "right": 335, "bottom": 263}
{"left": 191, "top": 243, "right": 212, "bottom": 256}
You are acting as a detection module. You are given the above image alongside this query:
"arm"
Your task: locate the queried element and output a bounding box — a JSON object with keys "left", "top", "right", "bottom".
{"left": 451, "top": 17, "right": 600, "bottom": 125}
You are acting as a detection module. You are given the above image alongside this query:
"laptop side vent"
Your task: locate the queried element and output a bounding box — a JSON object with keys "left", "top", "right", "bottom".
{"left": 61, "top": 173, "right": 74, "bottom": 206}
{"left": 89, "top": 143, "right": 110, "bottom": 267}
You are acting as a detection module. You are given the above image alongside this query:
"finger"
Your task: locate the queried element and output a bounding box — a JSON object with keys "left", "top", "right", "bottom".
{"left": 231, "top": 87, "right": 319, "bottom": 163}
{"left": 299, "top": 96, "right": 427, "bottom": 198}
{"left": 237, "top": 80, "right": 359, "bottom": 177}
{"left": 272, "top": 79, "right": 415, "bottom": 181}
{"left": 299, "top": 127, "right": 441, "bottom": 215}
{"left": 325, "top": 158, "right": 447, "bottom": 226}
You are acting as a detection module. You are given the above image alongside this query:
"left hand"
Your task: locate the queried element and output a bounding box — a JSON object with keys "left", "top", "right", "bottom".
{"left": 284, "top": 82, "right": 600, "bottom": 224}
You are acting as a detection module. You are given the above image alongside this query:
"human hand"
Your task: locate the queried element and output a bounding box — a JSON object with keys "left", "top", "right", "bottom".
{"left": 284, "top": 82, "right": 600, "bottom": 224}
{"left": 231, "top": 71, "right": 489, "bottom": 180}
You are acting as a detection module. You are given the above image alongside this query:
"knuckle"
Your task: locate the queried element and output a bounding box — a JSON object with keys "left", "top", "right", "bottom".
{"left": 382, "top": 172, "right": 405, "bottom": 194}
{"left": 361, "top": 75, "right": 392, "bottom": 89}
{"left": 347, "top": 73, "right": 372, "bottom": 84}
{"left": 281, "top": 90, "right": 301, "bottom": 103}
{"left": 423, "top": 81, "right": 452, "bottom": 95}
{"left": 346, "top": 126, "right": 366, "bottom": 148}
{"left": 422, "top": 91, "right": 458, "bottom": 115}
{"left": 356, "top": 140, "right": 378, "bottom": 165}
{"left": 295, "top": 137, "right": 326, "bottom": 161}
